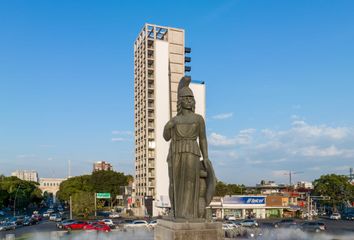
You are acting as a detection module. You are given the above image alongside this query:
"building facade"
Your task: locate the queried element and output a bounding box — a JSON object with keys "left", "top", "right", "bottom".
{"left": 39, "top": 177, "right": 66, "bottom": 202}
{"left": 93, "top": 161, "right": 113, "bottom": 172}
{"left": 11, "top": 170, "right": 39, "bottom": 182}
{"left": 134, "top": 23, "right": 205, "bottom": 216}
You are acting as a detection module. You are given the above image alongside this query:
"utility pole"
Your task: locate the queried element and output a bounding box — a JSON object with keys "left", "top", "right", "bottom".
{"left": 94, "top": 193, "right": 97, "bottom": 217}
{"left": 69, "top": 196, "right": 72, "bottom": 219}
{"left": 307, "top": 194, "right": 311, "bottom": 220}
{"left": 13, "top": 184, "right": 22, "bottom": 217}
{"left": 284, "top": 171, "right": 304, "bottom": 187}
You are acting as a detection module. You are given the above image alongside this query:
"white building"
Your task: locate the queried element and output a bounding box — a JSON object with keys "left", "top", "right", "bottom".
{"left": 11, "top": 170, "right": 39, "bottom": 182}
{"left": 296, "top": 181, "right": 313, "bottom": 189}
{"left": 134, "top": 24, "right": 206, "bottom": 216}
{"left": 39, "top": 178, "right": 66, "bottom": 202}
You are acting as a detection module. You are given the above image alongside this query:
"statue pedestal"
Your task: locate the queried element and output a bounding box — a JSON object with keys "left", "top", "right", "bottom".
{"left": 154, "top": 219, "right": 223, "bottom": 240}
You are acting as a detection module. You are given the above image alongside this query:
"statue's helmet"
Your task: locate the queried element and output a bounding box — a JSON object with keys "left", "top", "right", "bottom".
{"left": 178, "top": 76, "right": 194, "bottom": 98}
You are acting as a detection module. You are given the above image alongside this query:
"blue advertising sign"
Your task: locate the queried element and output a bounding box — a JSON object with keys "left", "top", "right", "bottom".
{"left": 223, "top": 196, "right": 265, "bottom": 205}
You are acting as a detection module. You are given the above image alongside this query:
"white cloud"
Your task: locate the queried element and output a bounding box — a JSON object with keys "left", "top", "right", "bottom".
{"left": 112, "top": 130, "right": 132, "bottom": 135}
{"left": 294, "top": 145, "right": 344, "bottom": 157}
{"left": 209, "top": 118, "right": 354, "bottom": 184}
{"left": 212, "top": 112, "right": 233, "bottom": 120}
{"left": 209, "top": 129, "right": 255, "bottom": 146}
{"left": 291, "top": 120, "right": 349, "bottom": 140}
{"left": 111, "top": 138, "right": 126, "bottom": 142}
{"left": 271, "top": 170, "right": 289, "bottom": 177}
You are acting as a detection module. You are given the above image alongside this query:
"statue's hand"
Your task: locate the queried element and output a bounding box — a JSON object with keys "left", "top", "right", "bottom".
{"left": 202, "top": 158, "right": 211, "bottom": 169}
{"left": 165, "top": 119, "right": 175, "bottom": 129}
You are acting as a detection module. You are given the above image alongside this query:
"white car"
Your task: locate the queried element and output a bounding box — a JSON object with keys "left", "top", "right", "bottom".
{"left": 109, "top": 212, "right": 120, "bottom": 218}
{"left": 224, "top": 215, "right": 236, "bottom": 221}
{"left": 330, "top": 213, "right": 341, "bottom": 220}
{"left": 125, "top": 220, "right": 148, "bottom": 228}
{"left": 222, "top": 224, "right": 233, "bottom": 230}
{"left": 100, "top": 219, "right": 115, "bottom": 227}
{"left": 147, "top": 220, "right": 157, "bottom": 229}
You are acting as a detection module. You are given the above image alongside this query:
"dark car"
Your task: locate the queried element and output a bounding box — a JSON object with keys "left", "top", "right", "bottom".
{"left": 343, "top": 212, "right": 354, "bottom": 220}
{"left": 300, "top": 221, "right": 326, "bottom": 232}
{"left": 274, "top": 219, "right": 297, "bottom": 228}
{"left": 23, "top": 217, "right": 39, "bottom": 226}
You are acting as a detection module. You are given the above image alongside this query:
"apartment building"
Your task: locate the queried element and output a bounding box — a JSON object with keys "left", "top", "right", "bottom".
{"left": 134, "top": 23, "right": 205, "bottom": 216}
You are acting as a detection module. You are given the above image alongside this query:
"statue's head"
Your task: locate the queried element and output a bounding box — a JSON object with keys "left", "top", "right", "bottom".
{"left": 177, "top": 76, "right": 195, "bottom": 114}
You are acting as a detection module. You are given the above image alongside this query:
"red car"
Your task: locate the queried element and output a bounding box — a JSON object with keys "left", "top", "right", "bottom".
{"left": 83, "top": 222, "right": 111, "bottom": 232}
{"left": 64, "top": 221, "right": 89, "bottom": 230}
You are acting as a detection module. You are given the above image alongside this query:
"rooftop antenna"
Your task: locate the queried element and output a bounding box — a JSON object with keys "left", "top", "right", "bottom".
{"left": 283, "top": 171, "right": 304, "bottom": 186}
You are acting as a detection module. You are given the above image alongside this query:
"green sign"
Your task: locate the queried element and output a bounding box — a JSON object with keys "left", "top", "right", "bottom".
{"left": 96, "top": 193, "right": 111, "bottom": 199}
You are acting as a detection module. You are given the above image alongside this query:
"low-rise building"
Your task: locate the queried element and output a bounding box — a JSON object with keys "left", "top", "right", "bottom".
{"left": 222, "top": 195, "right": 267, "bottom": 219}
{"left": 39, "top": 178, "right": 66, "bottom": 200}
{"left": 93, "top": 161, "right": 113, "bottom": 172}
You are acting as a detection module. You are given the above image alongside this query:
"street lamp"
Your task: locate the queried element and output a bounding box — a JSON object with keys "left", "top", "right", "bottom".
{"left": 13, "top": 184, "right": 23, "bottom": 217}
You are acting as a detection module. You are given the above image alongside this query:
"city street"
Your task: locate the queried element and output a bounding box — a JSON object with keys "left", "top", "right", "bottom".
{"left": 1, "top": 218, "right": 353, "bottom": 240}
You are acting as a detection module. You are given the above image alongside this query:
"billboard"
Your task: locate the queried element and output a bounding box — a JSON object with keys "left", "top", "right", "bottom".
{"left": 223, "top": 196, "right": 266, "bottom": 205}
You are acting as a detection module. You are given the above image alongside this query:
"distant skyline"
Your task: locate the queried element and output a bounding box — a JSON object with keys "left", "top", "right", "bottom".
{"left": 0, "top": 0, "right": 354, "bottom": 185}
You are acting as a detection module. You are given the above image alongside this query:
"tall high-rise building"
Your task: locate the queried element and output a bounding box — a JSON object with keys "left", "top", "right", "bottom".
{"left": 134, "top": 23, "right": 205, "bottom": 215}
{"left": 11, "top": 170, "right": 39, "bottom": 182}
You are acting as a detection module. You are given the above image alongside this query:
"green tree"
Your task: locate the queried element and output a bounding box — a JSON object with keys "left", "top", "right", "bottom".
{"left": 57, "top": 175, "right": 92, "bottom": 201}
{"left": 90, "top": 170, "right": 129, "bottom": 197}
{"left": 0, "top": 176, "right": 43, "bottom": 211}
{"left": 57, "top": 171, "right": 132, "bottom": 214}
{"left": 313, "top": 174, "right": 354, "bottom": 207}
{"left": 71, "top": 191, "right": 97, "bottom": 218}
{"left": 215, "top": 181, "right": 245, "bottom": 196}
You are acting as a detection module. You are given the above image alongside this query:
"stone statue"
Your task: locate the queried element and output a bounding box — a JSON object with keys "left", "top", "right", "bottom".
{"left": 163, "top": 76, "right": 216, "bottom": 220}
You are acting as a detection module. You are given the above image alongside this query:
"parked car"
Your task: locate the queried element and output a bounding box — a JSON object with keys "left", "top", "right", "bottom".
{"left": 124, "top": 220, "right": 148, "bottom": 228}
{"left": 240, "top": 219, "right": 259, "bottom": 228}
{"left": 274, "top": 219, "right": 297, "bottom": 228}
{"left": 47, "top": 208, "right": 55, "bottom": 214}
{"left": 31, "top": 214, "right": 42, "bottom": 221}
{"left": 23, "top": 217, "right": 39, "bottom": 226}
{"left": 301, "top": 221, "right": 326, "bottom": 232}
{"left": 224, "top": 220, "right": 241, "bottom": 228}
{"left": 7, "top": 216, "right": 24, "bottom": 226}
{"left": 0, "top": 222, "right": 16, "bottom": 231}
{"left": 100, "top": 219, "right": 115, "bottom": 228}
{"left": 343, "top": 212, "right": 354, "bottom": 220}
{"left": 49, "top": 213, "right": 62, "bottom": 222}
{"left": 224, "top": 215, "right": 236, "bottom": 221}
{"left": 147, "top": 220, "right": 157, "bottom": 229}
{"left": 42, "top": 212, "right": 50, "bottom": 217}
{"left": 64, "top": 221, "right": 89, "bottom": 230}
{"left": 57, "top": 219, "right": 76, "bottom": 229}
{"left": 83, "top": 222, "right": 111, "bottom": 232}
{"left": 109, "top": 212, "right": 120, "bottom": 218}
{"left": 330, "top": 213, "right": 341, "bottom": 220}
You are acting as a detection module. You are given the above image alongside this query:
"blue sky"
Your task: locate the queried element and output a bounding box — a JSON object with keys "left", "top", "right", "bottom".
{"left": 0, "top": 0, "right": 353, "bottom": 185}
